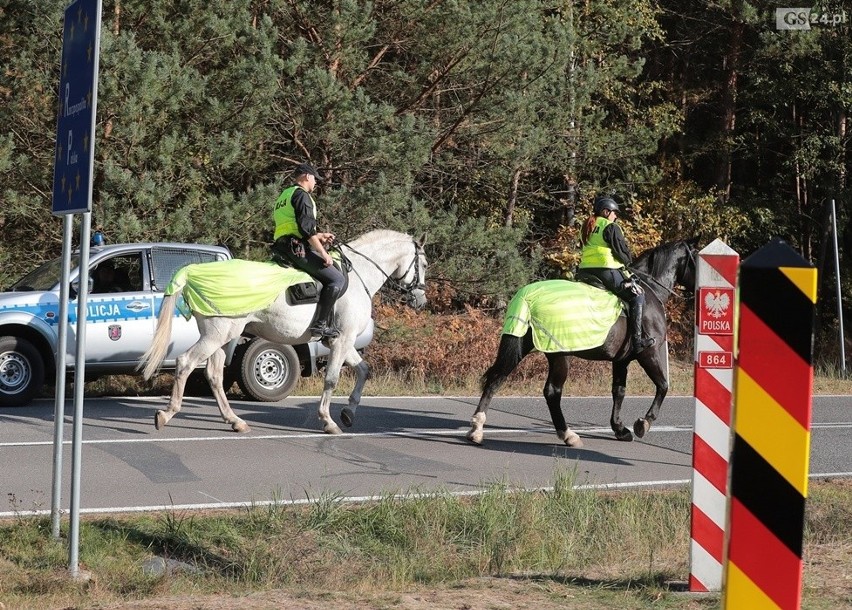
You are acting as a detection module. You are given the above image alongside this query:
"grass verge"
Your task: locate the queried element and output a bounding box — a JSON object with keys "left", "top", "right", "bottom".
{"left": 1, "top": 477, "right": 850, "bottom": 609}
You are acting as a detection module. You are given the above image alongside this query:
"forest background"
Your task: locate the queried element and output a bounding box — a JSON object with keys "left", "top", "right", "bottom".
{"left": 1, "top": 0, "right": 850, "bottom": 374}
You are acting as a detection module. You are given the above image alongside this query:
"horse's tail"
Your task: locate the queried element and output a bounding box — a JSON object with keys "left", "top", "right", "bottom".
{"left": 480, "top": 288, "right": 532, "bottom": 391}
{"left": 481, "top": 332, "right": 527, "bottom": 393}
{"left": 139, "top": 278, "right": 185, "bottom": 380}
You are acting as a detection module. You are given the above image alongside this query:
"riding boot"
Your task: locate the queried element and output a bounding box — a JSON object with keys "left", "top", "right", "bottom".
{"left": 629, "top": 300, "right": 655, "bottom": 355}
{"left": 309, "top": 287, "right": 341, "bottom": 340}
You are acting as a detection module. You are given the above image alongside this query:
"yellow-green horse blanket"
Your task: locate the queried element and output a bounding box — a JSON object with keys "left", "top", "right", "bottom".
{"left": 503, "top": 279, "right": 623, "bottom": 353}
{"left": 166, "top": 259, "right": 312, "bottom": 318}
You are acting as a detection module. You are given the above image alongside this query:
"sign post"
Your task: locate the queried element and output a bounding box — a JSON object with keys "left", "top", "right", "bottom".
{"left": 689, "top": 239, "right": 739, "bottom": 592}
{"left": 49, "top": 0, "right": 102, "bottom": 579}
{"left": 723, "top": 238, "right": 816, "bottom": 609}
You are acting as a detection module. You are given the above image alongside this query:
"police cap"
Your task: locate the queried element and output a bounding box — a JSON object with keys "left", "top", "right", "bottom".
{"left": 294, "top": 163, "right": 323, "bottom": 182}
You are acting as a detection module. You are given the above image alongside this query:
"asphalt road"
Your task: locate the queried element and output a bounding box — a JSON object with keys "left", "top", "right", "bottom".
{"left": 1, "top": 394, "right": 850, "bottom": 516}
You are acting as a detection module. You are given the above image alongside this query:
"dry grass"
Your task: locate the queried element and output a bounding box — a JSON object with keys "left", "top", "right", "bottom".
{"left": 293, "top": 301, "right": 852, "bottom": 397}
{"left": 1, "top": 480, "right": 850, "bottom": 609}
{"left": 82, "top": 302, "right": 852, "bottom": 399}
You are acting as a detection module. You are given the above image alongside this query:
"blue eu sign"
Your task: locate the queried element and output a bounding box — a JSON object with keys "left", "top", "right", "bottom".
{"left": 52, "top": 0, "right": 102, "bottom": 215}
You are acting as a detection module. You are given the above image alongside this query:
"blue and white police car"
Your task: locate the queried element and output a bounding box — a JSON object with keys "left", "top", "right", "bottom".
{"left": 0, "top": 240, "right": 372, "bottom": 407}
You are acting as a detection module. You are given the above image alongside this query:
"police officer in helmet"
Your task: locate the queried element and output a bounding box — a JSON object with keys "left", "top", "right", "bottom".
{"left": 577, "top": 196, "right": 655, "bottom": 355}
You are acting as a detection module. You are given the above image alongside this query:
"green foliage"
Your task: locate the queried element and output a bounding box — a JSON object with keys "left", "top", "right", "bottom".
{"left": 0, "top": 0, "right": 680, "bottom": 298}
{"left": 0, "top": 0, "right": 847, "bottom": 328}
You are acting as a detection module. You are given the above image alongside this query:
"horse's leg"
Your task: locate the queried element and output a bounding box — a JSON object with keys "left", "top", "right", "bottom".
{"left": 205, "top": 347, "right": 250, "bottom": 433}
{"left": 633, "top": 348, "right": 668, "bottom": 439}
{"left": 340, "top": 347, "right": 369, "bottom": 428}
{"left": 156, "top": 325, "right": 248, "bottom": 432}
{"left": 544, "top": 354, "right": 582, "bottom": 448}
{"left": 467, "top": 332, "right": 532, "bottom": 445}
{"left": 610, "top": 360, "right": 633, "bottom": 441}
{"left": 317, "top": 340, "right": 348, "bottom": 435}
{"left": 155, "top": 341, "right": 205, "bottom": 430}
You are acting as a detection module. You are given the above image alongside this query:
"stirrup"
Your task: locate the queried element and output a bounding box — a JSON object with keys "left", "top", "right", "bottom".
{"left": 309, "top": 323, "right": 340, "bottom": 341}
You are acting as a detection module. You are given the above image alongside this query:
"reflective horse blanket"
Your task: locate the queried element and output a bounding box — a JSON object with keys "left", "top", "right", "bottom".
{"left": 166, "top": 259, "right": 311, "bottom": 317}
{"left": 502, "top": 279, "right": 623, "bottom": 353}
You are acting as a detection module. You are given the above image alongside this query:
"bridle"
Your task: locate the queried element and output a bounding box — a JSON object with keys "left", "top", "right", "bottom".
{"left": 337, "top": 239, "right": 426, "bottom": 303}
{"left": 628, "top": 242, "right": 697, "bottom": 302}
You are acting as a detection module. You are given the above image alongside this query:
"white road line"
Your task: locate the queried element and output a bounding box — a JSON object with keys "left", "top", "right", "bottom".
{"left": 0, "top": 425, "right": 696, "bottom": 448}
{"left": 5, "top": 420, "right": 848, "bottom": 449}
{"left": 3, "top": 473, "right": 850, "bottom": 519}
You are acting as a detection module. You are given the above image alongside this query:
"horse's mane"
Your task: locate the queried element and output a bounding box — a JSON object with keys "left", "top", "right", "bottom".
{"left": 347, "top": 229, "right": 410, "bottom": 249}
{"left": 632, "top": 239, "right": 695, "bottom": 277}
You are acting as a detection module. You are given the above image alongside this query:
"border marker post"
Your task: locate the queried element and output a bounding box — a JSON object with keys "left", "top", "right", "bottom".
{"left": 689, "top": 239, "right": 739, "bottom": 592}
{"left": 723, "top": 238, "right": 816, "bottom": 609}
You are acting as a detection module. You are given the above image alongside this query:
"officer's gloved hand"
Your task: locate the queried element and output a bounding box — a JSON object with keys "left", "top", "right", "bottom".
{"left": 623, "top": 279, "right": 644, "bottom": 295}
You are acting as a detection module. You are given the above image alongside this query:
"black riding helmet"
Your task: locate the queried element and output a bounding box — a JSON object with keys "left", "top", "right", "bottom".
{"left": 593, "top": 196, "right": 619, "bottom": 216}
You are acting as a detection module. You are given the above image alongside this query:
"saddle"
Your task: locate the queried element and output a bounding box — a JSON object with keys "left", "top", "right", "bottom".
{"left": 287, "top": 281, "right": 320, "bottom": 304}
{"left": 573, "top": 271, "right": 628, "bottom": 317}
{"left": 273, "top": 248, "right": 352, "bottom": 305}
{"left": 574, "top": 270, "right": 607, "bottom": 291}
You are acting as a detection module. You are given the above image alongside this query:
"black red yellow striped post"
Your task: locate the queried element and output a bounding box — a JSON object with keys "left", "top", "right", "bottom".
{"left": 723, "top": 238, "right": 816, "bottom": 609}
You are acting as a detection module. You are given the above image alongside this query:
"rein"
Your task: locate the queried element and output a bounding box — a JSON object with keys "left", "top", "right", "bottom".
{"left": 337, "top": 239, "right": 426, "bottom": 303}
{"left": 628, "top": 243, "right": 697, "bottom": 302}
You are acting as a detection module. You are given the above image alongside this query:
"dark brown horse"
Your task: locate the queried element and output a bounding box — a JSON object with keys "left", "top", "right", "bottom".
{"left": 467, "top": 239, "right": 697, "bottom": 447}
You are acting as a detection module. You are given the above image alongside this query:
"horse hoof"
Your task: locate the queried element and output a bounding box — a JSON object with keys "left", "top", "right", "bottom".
{"left": 232, "top": 421, "right": 250, "bottom": 433}
{"left": 155, "top": 411, "right": 166, "bottom": 430}
{"left": 323, "top": 423, "right": 343, "bottom": 435}
{"left": 341, "top": 408, "right": 354, "bottom": 428}
{"left": 633, "top": 418, "right": 650, "bottom": 439}
{"left": 562, "top": 432, "right": 584, "bottom": 448}
{"left": 466, "top": 429, "right": 483, "bottom": 445}
{"left": 615, "top": 429, "right": 634, "bottom": 442}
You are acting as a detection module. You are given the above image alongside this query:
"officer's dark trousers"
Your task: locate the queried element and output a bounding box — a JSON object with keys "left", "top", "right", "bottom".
{"left": 272, "top": 237, "right": 346, "bottom": 330}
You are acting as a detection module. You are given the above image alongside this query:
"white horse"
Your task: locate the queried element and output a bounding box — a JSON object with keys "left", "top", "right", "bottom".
{"left": 139, "top": 229, "right": 427, "bottom": 434}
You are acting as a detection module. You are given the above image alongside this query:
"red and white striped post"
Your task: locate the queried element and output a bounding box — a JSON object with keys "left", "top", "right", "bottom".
{"left": 689, "top": 238, "right": 739, "bottom": 592}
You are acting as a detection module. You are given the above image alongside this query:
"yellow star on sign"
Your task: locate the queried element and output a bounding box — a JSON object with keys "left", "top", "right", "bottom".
{"left": 57, "top": 143, "right": 63, "bottom": 161}
{"left": 83, "top": 134, "right": 89, "bottom": 152}
{"left": 76, "top": 172, "right": 81, "bottom": 189}
{"left": 68, "top": 186, "right": 73, "bottom": 203}
{"left": 61, "top": 174, "right": 66, "bottom": 191}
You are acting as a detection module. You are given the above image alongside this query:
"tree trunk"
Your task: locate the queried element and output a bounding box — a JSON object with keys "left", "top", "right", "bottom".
{"left": 504, "top": 168, "right": 521, "bottom": 227}
{"left": 793, "top": 103, "right": 814, "bottom": 259}
{"left": 113, "top": 1, "right": 120, "bottom": 35}
{"left": 715, "top": 4, "right": 743, "bottom": 203}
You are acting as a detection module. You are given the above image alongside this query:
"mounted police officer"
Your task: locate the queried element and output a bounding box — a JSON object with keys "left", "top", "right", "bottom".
{"left": 271, "top": 163, "right": 345, "bottom": 340}
{"left": 577, "top": 196, "right": 655, "bottom": 355}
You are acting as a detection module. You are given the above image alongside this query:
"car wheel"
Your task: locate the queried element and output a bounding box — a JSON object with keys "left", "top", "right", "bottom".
{"left": 0, "top": 336, "right": 45, "bottom": 407}
{"left": 236, "top": 339, "right": 300, "bottom": 401}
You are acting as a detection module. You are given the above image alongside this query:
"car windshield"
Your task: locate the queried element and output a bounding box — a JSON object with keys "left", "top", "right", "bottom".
{"left": 9, "top": 257, "right": 81, "bottom": 292}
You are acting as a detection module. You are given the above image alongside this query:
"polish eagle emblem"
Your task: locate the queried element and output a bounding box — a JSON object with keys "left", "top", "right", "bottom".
{"left": 704, "top": 290, "right": 731, "bottom": 318}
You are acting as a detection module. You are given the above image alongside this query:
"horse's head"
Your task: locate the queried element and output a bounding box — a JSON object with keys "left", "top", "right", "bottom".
{"left": 631, "top": 237, "right": 699, "bottom": 302}
{"left": 676, "top": 238, "right": 700, "bottom": 293}
{"left": 395, "top": 233, "right": 428, "bottom": 310}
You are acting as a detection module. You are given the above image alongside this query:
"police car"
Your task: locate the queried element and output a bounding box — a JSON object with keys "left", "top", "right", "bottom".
{"left": 0, "top": 240, "right": 373, "bottom": 407}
